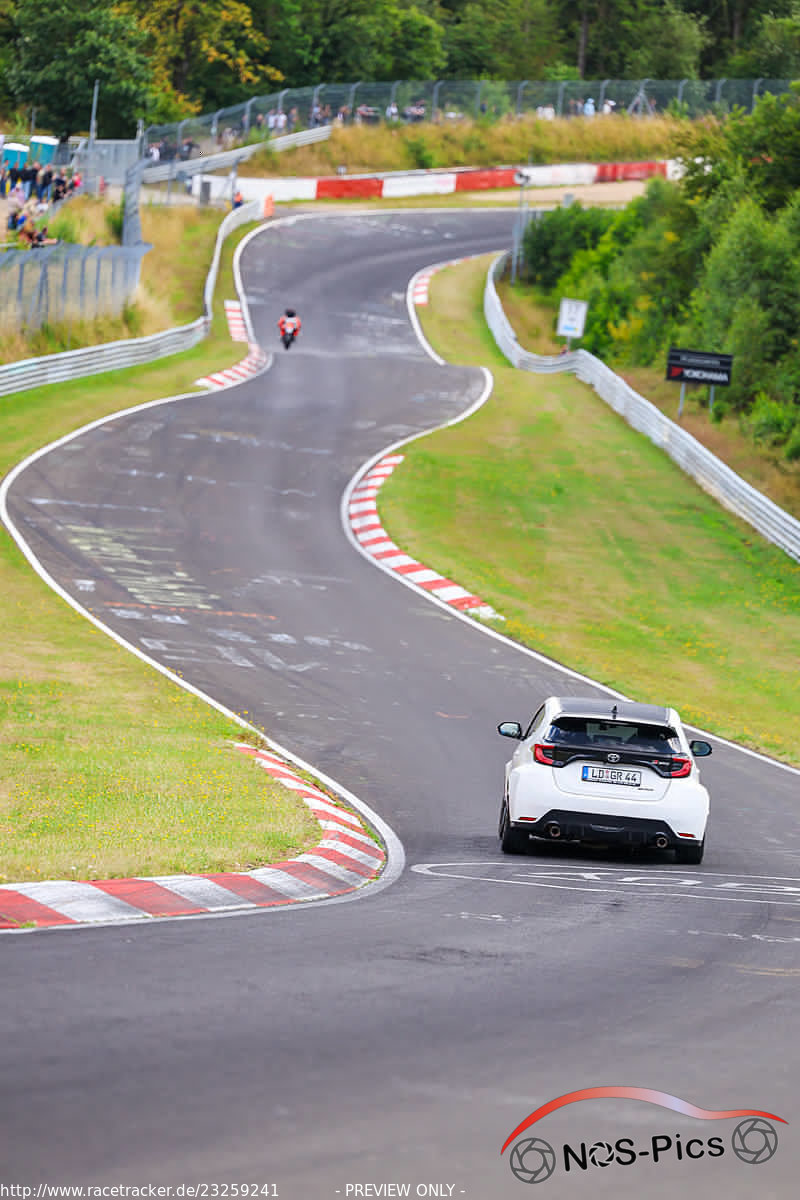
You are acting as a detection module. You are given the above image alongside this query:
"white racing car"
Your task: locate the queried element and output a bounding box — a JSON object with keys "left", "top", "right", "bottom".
{"left": 498, "top": 696, "right": 711, "bottom": 863}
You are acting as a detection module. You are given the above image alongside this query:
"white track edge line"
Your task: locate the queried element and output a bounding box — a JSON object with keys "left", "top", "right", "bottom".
{"left": 342, "top": 249, "right": 800, "bottom": 780}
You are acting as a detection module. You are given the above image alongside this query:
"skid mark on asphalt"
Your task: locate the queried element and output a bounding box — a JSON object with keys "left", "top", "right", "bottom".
{"left": 412, "top": 861, "right": 800, "bottom": 906}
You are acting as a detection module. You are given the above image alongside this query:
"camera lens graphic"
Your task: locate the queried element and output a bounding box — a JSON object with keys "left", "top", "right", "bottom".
{"left": 509, "top": 1137, "right": 557, "bottom": 1184}
{"left": 731, "top": 1118, "right": 778, "bottom": 1165}
{"left": 589, "top": 1140, "right": 615, "bottom": 1167}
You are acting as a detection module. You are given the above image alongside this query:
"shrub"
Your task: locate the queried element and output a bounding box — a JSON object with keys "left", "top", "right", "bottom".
{"left": 405, "top": 134, "right": 438, "bottom": 170}
{"left": 522, "top": 203, "right": 617, "bottom": 291}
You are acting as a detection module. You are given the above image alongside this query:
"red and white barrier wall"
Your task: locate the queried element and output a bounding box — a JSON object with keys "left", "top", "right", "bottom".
{"left": 193, "top": 160, "right": 678, "bottom": 205}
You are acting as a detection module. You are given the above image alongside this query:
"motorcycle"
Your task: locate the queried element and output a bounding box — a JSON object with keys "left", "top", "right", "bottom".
{"left": 281, "top": 329, "right": 297, "bottom": 350}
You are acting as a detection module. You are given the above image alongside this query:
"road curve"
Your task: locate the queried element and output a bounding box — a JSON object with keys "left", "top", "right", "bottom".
{"left": 3, "top": 211, "right": 799, "bottom": 1198}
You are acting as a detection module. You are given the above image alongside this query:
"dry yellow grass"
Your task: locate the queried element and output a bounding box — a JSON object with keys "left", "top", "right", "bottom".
{"left": 241, "top": 114, "right": 685, "bottom": 177}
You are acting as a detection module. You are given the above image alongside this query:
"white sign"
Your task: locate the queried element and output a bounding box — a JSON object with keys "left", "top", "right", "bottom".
{"left": 557, "top": 297, "right": 588, "bottom": 339}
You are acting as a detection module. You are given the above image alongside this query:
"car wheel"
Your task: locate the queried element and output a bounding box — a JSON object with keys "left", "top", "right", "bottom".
{"left": 499, "top": 800, "right": 529, "bottom": 855}
{"left": 675, "top": 838, "right": 705, "bottom": 865}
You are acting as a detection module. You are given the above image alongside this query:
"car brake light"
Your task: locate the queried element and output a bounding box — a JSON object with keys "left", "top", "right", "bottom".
{"left": 669, "top": 757, "right": 692, "bottom": 778}
{"left": 533, "top": 744, "right": 556, "bottom": 765}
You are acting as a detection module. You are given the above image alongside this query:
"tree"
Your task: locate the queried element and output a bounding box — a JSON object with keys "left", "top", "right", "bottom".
{"left": 726, "top": 3, "right": 800, "bottom": 78}
{"left": 119, "top": 0, "right": 280, "bottom": 110}
{"left": 624, "top": 2, "right": 711, "bottom": 79}
{"left": 9, "top": 0, "right": 152, "bottom": 136}
{"left": 444, "top": 0, "right": 559, "bottom": 79}
{"left": 390, "top": 6, "right": 447, "bottom": 79}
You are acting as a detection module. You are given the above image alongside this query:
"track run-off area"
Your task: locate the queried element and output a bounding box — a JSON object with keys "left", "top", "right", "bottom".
{"left": 2, "top": 211, "right": 799, "bottom": 1198}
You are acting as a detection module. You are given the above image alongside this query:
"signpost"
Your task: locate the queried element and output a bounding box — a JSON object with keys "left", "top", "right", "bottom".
{"left": 557, "top": 298, "right": 588, "bottom": 349}
{"left": 666, "top": 347, "right": 733, "bottom": 416}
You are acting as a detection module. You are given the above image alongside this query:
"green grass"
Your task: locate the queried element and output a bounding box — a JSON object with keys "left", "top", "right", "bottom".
{"left": 379, "top": 256, "right": 800, "bottom": 767}
{"left": 0, "top": 219, "right": 324, "bottom": 885}
{"left": 241, "top": 115, "right": 686, "bottom": 178}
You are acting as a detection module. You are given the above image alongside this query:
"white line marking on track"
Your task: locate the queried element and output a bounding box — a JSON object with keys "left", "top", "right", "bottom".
{"left": 411, "top": 861, "right": 800, "bottom": 906}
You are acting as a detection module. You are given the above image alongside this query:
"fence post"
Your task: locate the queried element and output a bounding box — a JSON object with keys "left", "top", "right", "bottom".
{"left": 556, "top": 81, "right": 566, "bottom": 117}
{"left": 715, "top": 78, "right": 727, "bottom": 105}
{"left": 677, "top": 78, "right": 688, "bottom": 104}
{"left": 598, "top": 79, "right": 610, "bottom": 107}
{"left": 516, "top": 81, "right": 528, "bottom": 115}
{"left": 243, "top": 98, "right": 254, "bottom": 134}
{"left": 432, "top": 80, "right": 443, "bottom": 116}
{"left": 95, "top": 249, "right": 103, "bottom": 319}
{"left": 348, "top": 81, "right": 361, "bottom": 119}
{"left": 61, "top": 253, "right": 70, "bottom": 327}
{"left": 475, "top": 80, "right": 485, "bottom": 116}
{"left": 751, "top": 78, "right": 763, "bottom": 112}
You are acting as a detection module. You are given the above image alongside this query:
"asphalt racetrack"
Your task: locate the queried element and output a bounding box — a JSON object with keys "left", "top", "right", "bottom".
{"left": 3, "top": 211, "right": 799, "bottom": 1198}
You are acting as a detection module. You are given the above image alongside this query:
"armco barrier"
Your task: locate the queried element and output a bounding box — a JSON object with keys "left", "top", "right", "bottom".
{"left": 197, "top": 159, "right": 673, "bottom": 205}
{"left": 484, "top": 252, "right": 800, "bottom": 565}
{"left": 0, "top": 200, "right": 262, "bottom": 400}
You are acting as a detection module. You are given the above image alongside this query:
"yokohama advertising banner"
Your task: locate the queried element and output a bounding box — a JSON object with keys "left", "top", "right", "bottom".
{"left": 666, "top": 347, "right": 733, "bottom": 385}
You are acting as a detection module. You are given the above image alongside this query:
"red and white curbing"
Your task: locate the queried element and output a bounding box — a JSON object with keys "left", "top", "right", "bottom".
{"left": 0, "top": 746, "right": 385, "bottom": 931}
{"left": 224, "top": 299, "right": 249, "bottom": 342}
{"left": 195, "top": 342, "right": 268, "bottom": 391}
{"left": 198, "top": 160, "right": 677, "bottom": 206}
{"left": 411, "top": 256, "right": 477, "bottom": 306}
{"left": 349, "top": 455, "right": 502, "bottom": 620}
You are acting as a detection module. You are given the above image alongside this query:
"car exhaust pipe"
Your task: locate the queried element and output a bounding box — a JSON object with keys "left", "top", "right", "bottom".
{"left": 545, "top": 822, "right": 561, "bottom": 839}
{"left": 654, "top": 833, "right": 669, "bottom": 850}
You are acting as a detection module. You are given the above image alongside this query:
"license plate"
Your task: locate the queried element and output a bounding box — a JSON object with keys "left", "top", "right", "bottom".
{"left": 582, "top": 765, "right": 642, "bottom": 787}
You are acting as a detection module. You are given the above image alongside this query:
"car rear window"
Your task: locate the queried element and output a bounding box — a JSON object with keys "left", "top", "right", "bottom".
{"left": 546, "top": 719, "right": 681, "bottom": 754}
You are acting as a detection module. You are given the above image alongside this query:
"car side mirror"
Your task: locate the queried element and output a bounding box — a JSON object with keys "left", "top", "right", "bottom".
{"left": 689, "top": 740, "right": 712, "bottom": 757}
{"left": 498, "top": 721, "right": 523, "bottom": 739}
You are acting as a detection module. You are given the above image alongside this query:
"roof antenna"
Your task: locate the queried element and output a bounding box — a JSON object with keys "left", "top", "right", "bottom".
{"left": 611, "top": 704, "right": 618, "bottom": 720}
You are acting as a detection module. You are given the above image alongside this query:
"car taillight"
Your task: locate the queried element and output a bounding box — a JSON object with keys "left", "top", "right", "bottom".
{"left": 669, "top": 757, "right": 692, "bottom": 778}
{"left": 533, "top": 744, "right": 556, "bottom": 765}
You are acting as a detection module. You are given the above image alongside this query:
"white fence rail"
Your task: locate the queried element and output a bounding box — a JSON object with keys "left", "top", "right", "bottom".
{"left": 141, "top": 126, "right": 331, "bottom": 185}
{"left": 484, "top": 252, "right": 800, "bottom": 564}
{"left": 0, "top": 200, "right": 262, "bottom": 399}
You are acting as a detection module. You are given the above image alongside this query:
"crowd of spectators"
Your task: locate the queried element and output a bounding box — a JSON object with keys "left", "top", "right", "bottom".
{"left": 1, "top": 160, "right": 81, "bottom": 245}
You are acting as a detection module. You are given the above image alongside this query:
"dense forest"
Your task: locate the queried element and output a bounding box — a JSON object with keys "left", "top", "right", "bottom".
{"left": 1, "top": 0, "right": 800, "bottom": 135}
{"left": 521, "top": 86, "right": 800, "bottom": 459}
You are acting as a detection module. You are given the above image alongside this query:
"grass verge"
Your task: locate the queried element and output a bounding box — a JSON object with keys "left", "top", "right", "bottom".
{"left": 0, "top": 218, "right": 324, "bottom": 885}
{"left": 380, "top": 255, "right": 800, "bottom": 767}
{"left": 497, "top": 275, "right": 800, "bottom": 521}
{"left": 241, "top": 115, "right": 686, "bottom": 178}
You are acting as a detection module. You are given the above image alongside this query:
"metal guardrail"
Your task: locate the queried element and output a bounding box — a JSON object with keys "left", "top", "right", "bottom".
{"left": 141, "top": 126, "right": 331, "bottom": 185}
{"left": 0, "top": 200, "right": 261, "bottom": 398}
{"left": 484, "top": 252, "right": 800, "bottom": 564}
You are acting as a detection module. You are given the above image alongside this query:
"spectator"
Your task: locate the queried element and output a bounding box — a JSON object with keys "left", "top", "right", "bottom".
{"left": 6, "top": 183, "right": 25, "bottom": 230}
{"left": 52, "top": 169, "right": 67, "bottom": 202}
{"left": 583, "top": 97, "right": 596, "bottom": 117}
{"left": 275, "top": 110, "right": 288, "bottom": 133}
{"left": 232, "top": 189, "right": 244, "bottom": 208}
{"left": 0, "top": 164, "right": 8, "bottom": 198}
{"left": 385, "top": 100, "right": 399, "bottom": 122}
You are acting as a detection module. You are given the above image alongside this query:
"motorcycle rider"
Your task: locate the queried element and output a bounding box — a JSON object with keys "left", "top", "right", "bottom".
{"left": 278, "top": 308, "right": 301, "bottom": 348}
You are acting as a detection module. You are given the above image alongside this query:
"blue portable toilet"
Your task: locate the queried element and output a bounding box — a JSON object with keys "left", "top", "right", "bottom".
{"left": 2, "top": 142, "right": 30, "bottom": 167}
{"left": 30, "top": 136, "right": 59, "bottom": 164}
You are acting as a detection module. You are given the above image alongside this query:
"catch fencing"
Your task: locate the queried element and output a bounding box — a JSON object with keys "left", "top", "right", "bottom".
{"left": 0, "top": 242, "right": 151, "bottom": 336}
{"left": 0, "top": 200, "right": 260, "bottom": 395}
{"left": 484, "top": 252, "right": 800, "bottom": 565}
{"left": 142, "top": 77, "right": 794, "bottom": 159}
